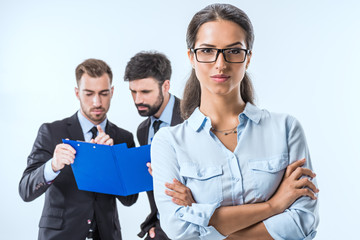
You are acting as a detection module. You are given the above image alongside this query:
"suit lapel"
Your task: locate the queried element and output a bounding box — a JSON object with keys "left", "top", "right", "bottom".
{"left": 170, "top": 96, "right": 183, "bottom": 126}
{"left": 142, "top": 118, "right": 151, "bottom": 145}
{"left": 105, "top": 120, "right": 116, "bottom": 139}
{"left": 66, "top": 113, "right": 85, "bottom": 141}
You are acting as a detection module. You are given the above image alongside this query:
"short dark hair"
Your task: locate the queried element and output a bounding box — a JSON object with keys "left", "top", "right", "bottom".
{"left": 124, "top": 51, "right": 172, "bottom": 86}
{"left": 75, "top": 58, "right": 113, "bottom": 86}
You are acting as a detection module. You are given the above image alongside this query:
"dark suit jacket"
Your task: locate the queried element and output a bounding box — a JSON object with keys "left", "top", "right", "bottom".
{"left": 19, "top": 113, "right": 138, "bottom": 240}
{"left": 137, "top": 96, "right": 183, "bottom": 240}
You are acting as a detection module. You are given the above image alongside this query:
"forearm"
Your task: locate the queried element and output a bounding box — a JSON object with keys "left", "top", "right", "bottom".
{"left": 19, "top": 162, "right": 49, "bottom": 202}
{"left": 226, "top": 222, "right": 273, "bottom": 240}
{"left": 209, "top": 202, "right": 278, "bottom": 236}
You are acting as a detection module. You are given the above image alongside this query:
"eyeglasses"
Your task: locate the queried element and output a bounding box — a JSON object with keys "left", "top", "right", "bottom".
{"left": 191, "top": 48, "right": 250, "bottom": 63}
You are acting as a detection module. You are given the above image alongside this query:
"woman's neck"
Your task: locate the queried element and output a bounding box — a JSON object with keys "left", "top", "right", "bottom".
{"left": 199, "top": 91, "right": 246, "bottom": 129}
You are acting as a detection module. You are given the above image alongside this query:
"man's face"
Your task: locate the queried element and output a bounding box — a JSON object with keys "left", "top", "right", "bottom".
{"left": 75, "top": 73, "right": 114, "bottom": 125}
{"left": 129, "top": 77, "right": 164, "bottom": 117}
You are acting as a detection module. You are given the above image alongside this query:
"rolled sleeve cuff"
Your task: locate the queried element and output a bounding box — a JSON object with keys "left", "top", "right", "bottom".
{"left": 199, "top": 225, "right": 227, "bottom": 240}
{"left": 176, "top": 202, "right": 226, "bottom": 240}
{"left": 263, "top": 210, "right": 317, "bottom": 240}
{"left": 44, "top": 159, "right": 60, "bottom": 183}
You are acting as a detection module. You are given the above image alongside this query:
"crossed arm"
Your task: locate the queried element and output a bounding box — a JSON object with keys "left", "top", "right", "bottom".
{"left": 149, "top": 158, "right": 318, "bottom": 239}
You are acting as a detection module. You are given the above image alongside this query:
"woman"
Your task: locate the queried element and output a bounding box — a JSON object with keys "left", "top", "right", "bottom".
{"left": 151, "top": 4, "right": 319, "bottom": 240}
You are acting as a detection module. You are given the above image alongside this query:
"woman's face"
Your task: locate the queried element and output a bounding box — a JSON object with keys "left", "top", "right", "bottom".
{"left": 188, "top": 20, "right": 251, "bottom": 97}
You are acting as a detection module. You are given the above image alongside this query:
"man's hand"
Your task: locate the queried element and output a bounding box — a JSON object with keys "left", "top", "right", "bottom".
{"left": 148, "top": 227, "right": 155, "bottom": 238}
{"left": 90, "top": 125, "right": 114, "bottom": 146}
{"left": 165, "top": 179, "right": 196, "bottom": 206}
{"left": 52, "top": 143, "right": 76, "bottom": 172}
{"left": 147, "top": 162, "right": 153, "bottom": 176}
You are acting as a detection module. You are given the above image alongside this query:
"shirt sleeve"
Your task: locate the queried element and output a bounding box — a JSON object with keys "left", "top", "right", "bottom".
{"left": 263, "top": 117, "right": 319, "bottom": 240}
{"left": 151, "top": 128, "right": 226, "bottom": 240}
{"left": 44, "top": 159, "right": 60, "bottom": 183}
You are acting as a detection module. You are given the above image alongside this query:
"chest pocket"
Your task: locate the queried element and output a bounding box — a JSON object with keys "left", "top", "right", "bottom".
{"left": 180, "top": 164, "right": 223, "bottom": 204}
{"left": 248, "top": 154, "right": 288, "bottom": 199}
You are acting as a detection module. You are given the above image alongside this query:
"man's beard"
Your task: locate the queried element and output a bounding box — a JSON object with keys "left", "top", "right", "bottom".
{"left": 136, "top": 92, "right": 164, "bottom": 117}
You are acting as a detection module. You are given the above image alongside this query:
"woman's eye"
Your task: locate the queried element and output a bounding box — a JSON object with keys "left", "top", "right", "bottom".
{"left": 200, "top": 48, "right": 215, "bottom": 54}
{"left": 228, "top": 49, "right": 241, "bottom": 54}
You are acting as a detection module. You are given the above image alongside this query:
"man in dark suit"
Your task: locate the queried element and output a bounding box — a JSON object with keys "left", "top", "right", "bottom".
{"left": 124, "top": 52, "right": 183, "bottom": 239}
{"left": 19, "top": 58, "right": 138, "bottom": 240}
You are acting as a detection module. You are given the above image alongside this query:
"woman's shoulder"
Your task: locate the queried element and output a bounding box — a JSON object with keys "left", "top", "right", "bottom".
{"left": 244, "top": 103, "right": 295, "bottom": 123}
{"left": 256, "top": 107, "right": 303, "bottom": 132}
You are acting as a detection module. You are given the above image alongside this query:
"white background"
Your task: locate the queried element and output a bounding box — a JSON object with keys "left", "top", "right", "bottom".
{"left": 1, "top": 0, "right": 359, "bottom": 239}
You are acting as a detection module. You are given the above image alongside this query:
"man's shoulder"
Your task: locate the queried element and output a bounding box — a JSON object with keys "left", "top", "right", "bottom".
{"left": 107, "top": 121, "right": 135, "bottom": 147}
{"left": 107, "top": 120, "right": 134, "bottom": 142}
{"left": 171, "top": 95, "right": 183, "bottom": 125}
{"left": 40, "top": 114, "right": 76, "bottom": 129}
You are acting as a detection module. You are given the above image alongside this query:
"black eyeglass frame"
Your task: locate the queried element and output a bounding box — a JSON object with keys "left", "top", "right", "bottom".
{"left": 191, "top": 48, "right": 251, "bottom": 63}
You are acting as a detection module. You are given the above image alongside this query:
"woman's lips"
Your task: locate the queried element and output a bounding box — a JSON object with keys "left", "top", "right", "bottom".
{"left": 211, "top": 74, "right": 230, "bottom": 83}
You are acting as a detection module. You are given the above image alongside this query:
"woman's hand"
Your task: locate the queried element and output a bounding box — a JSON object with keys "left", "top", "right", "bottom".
{"left": 165, "top": 179, "right": 196, "bottom": 206}
{"left": 268, "top": 158, "right": 319, "bottom": 214}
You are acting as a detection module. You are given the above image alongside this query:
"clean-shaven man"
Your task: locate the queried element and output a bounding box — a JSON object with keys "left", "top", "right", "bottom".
{"left": 19, "top": 58, "right": 138, "bottom": 240}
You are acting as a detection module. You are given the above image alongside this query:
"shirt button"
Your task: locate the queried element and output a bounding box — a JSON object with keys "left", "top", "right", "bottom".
{"left": 179, "top": 213, "right": 184, "bottom": 218}
{"left": 197, "top": 172, "right": 202, "bottom": 177}
{"left": 87, "top": 219, "right": 92, "bottom": 224}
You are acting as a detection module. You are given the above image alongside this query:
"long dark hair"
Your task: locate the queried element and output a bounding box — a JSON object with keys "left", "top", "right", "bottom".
{"left": 181, "top": 3, "right": 255, "bottom": 119}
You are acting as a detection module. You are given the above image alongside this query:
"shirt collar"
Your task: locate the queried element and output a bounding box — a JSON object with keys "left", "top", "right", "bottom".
{"left": 150, "top": 93, "right": 175, "bottom": 125}
{"left": 77, "top": 110, "right": 108, "bottom": 135}
{"left": 188, "top": 102, "right": 262, "bottom": 132}
{"left": 240, "top": 102, "right": 261, "bottom": 124}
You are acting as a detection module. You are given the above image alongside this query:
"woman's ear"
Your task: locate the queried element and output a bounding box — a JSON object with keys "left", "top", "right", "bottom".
{"left": 245, "top": 51, "right": 252, "bottom": 70}
{"left": 187, "top": 49, "right": 195, "bottom": 68}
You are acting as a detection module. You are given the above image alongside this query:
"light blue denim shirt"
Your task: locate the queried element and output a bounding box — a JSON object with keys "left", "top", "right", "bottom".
{"left": 151, "top": 103, "right": 319, "bottom": 240}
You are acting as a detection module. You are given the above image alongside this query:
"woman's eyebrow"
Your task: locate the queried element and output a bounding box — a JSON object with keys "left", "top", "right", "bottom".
{"left": 198, "top": 42, "right": 244, "bottom": 48}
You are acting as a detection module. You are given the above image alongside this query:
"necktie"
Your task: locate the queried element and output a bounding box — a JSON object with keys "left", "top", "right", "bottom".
{"left": 88, "top": 126, "right": 98, "bottom": 237}
{"left": 90, "top": 126, "right": 97, "bottom": 140}
{"left": 153, "top": 120, "right": 162, "bottom": 134}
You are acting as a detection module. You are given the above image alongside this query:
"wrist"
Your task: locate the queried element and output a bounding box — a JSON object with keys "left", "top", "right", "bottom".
{"left": 266, "top": 199, "right": 282, "bottom": 216}
{"left": 51, "top": 160, "right": 59, "bottom": 172}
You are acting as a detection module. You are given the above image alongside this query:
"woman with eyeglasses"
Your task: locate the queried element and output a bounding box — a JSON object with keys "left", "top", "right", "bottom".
{"left": 151, "top": 3, "right": 319, "bottom": 240}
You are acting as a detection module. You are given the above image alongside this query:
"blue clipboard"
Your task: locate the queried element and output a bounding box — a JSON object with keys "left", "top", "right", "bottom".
{"left": 62, "top": 139, "right": 153, "bottom": 196}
